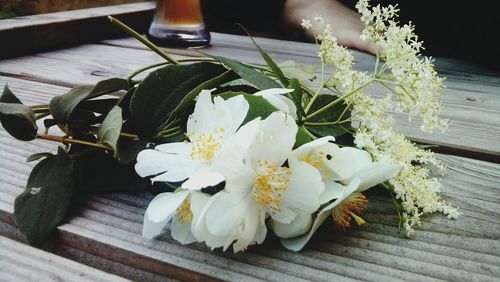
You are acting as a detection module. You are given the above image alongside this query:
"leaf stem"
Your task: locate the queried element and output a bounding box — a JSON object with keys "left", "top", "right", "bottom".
{"left": 304, "top": 79, "right": 374, "bottom": 122}
{"left": 107, "top": 16, "right": 179, "bottom": 65}
{"left": 37, "top": 134, "right": 113, "bottom": 152}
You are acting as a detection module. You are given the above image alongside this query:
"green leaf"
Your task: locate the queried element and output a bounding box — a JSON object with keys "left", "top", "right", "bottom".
{"left": 305, "top": 95, "right": 352, "bottom": 137}
{"left": 116, "top": 137, "right": 146, "bottom": 164}
{"left": 14, "top": 147, "right": 74, "bottom": 246}
{"left": 73, "top": 151, "right": 142, "bottom": 193}
{"left": 244, "top": 30, "right": 288, "bottom": 86}
{"left": 0, "top": 85, "right": 38, "bottom": 141}
{"left": 97, "top": 106, "right": 123, "bottom": 153}
{"left": 219, "top": 91, "right": 279, "bottom": 123}
{"left": 26, "top": 152, "right": 53, "bottom": 162}
{"left": 164, "top": 70, "right": 238, "bottom": 128}
{"left": 279, "top": 60, "right": 317, "bottom": 83}
{"left": 78, "top": 98, "right": 119, "bottom": 115}
{"left": 288, "top": 78, "right": 305, "bottom": 120}
{"left": 294, "top": 127, "right": 313, "bottom": 149}
{"left": 50, "top": 78, "right": 129, "bottom": 123}
{"left": 130, "top": 62, "right": 227, "bottom": 140}
{"left": 209, "top": 55, "right": 281, "bottom": 89}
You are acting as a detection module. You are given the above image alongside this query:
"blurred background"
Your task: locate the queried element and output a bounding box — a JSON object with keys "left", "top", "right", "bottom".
{"left": 0, "top": 0, "right": 146, "bottom": 19}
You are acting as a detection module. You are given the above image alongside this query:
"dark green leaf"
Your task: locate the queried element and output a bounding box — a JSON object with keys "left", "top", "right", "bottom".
{"left": 116, "top": 137, "right": 146, "bottom": 164}
{"left": 164, "top": 70, "right": 238, "bottom": 128}
{"left": 26, "top": 152, "right": 53, "bottom": 162}
{"left": 0, "top": 85, "right": 38, "bottom": 141}
{"left": 97, "top": 106, "right": 123, "bottom": 153}
{"left": 0, "top": 84, "right": 22, "bottom": 103}
{"left": 50, "top": 78, "right": 129, "bottom": 123}
{"left": 212, "top": 84, "right": 258, "bottom": 94}
{"left": 209, "top": 55, "right": 281, "bottom": 89}
{"left": 288, "top": 79, "right": 305, "bottom": 120}
{"left": 219, "top": 91, "right": 279, "bottom": 123}
{"left": 78, "top": 98, "right": 119, "bottom": 115}
{"left": 305, "top": 95, "right": 352, "bottom": 137}
{"left": 294, "top": 127, "right": 313, "bottom": 149}
{"left": 14, "top": 147, "right": 74, "bottom": 246}
{"left": 73, "top": 151, "right": 142, "bottom": 193}
{"left": 130, "top": 62, "right": 227, "bottom": 140}
{"left": 244, "top": 30, "right": 288, "bottom": 86}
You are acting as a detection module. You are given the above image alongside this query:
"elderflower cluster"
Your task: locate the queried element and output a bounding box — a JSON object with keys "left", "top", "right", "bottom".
{"left": 356, "top": 0, "right": 448, "bottom": 133}
{"left": 302, "top": 0, "right": 459, "bottom": 236}
{"left": 352, "top": 94, "right": 459, "bottom": 236}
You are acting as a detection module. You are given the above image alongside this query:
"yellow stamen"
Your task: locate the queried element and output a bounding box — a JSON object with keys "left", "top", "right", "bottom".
{"left": 176, "top": 198, "right": 193, "bottom": 224}
{"left": 301, "top": 151, "right": 331, "bottom": 180}
{"left": 252, "top": 160, "right": 291, "bottom": 213}
{"left": 189, "top": 128, "right": 224, "bottom": 161}
{"left": 332, "top": 192, "right": 368, "bottom": 230}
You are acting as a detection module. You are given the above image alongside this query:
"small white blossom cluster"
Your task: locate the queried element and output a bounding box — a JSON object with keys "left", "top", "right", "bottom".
{"left": 301, "top": 0, "right": 459, "bottom": 236}
{"left": 135, "top": 89, "right": 399, "bottom": 252}
{"left": 356, "top": 0, "right": 448, "bottom": 133}
{"left": 353, "top": 94, "right": 460, "bottom": 236}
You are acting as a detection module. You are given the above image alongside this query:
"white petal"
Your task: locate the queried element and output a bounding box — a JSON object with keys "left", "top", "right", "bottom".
{"left": 280, "top": 179, "right": 360, "bottom": 251}
{"left": 155, "top": 142, "right": 192, "bottom": 155}
{"left": 254, "top": 88, "right": 294, "bottom": 96}
{"left": 278, "top": 159, "right": 324, "bottom": 215}
{"left": 290, "top": 136, "right": 337, "bottom": 160}
{"left": 233, "top": 203, "right": 260, "bottom": 253}
{"left": 263, "top": 94, "right": 291, "bottom": 114}
{"left": 142, "top": 191, "right": 189, "bottom": 239}
{"left": 150, "top": 160, "right": 201, "bottom": 183}
{"left": 181, "top": 167, "right": 225, "bottom": 190}
{"left": 225, "top": 94, "right": 250, "bottom": 132}
{"left": 319, "top": 180, "right": 347, "bottom": 204}
{"left": 353, "top": 162, "right": 401, "bottom": 191}
{"left": 205, "top": 192, "right": 249, "bottom": 237}
{"left": 171, "top": 215, "right": 197, "bottom": 244}
{"left": 280, "top": 211, "right": 329, "bottom": 252}
{"left": 271, "top": 207, "right": 297, "bottom": 224}
{"left": 212, "top": 144, "right": 256, "bottom": 190}
{"left": 145, "top": 191, "right": 190, "bottom": 223}
{"left": 135, "top": 146, "right": 189, "bottom": 177}
{"left": 324, "top": 147, "right": 371, "bottom": 181}
{"left": 275, "top": 95, "right": 298, "bottom": 120}
{"left": 250, "top": 112, "right": 297, "bottom": 166}
{"left": 271, "top": 211, "right": 312, "bottom": 239}
{"left": 187, "top": 90, "right": 214, "bottom": 133}
{"left": 221, "top": 118, "right": 261, "bottom": 151}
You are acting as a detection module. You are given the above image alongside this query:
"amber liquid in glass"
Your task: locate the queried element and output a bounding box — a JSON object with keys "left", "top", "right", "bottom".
{"left": 148, "top": 0, "right": 210, "bottom": 48}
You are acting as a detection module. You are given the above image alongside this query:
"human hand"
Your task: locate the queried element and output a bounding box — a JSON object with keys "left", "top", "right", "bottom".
{"left": 284, "top": 0, "right": 378, "bottom": 54}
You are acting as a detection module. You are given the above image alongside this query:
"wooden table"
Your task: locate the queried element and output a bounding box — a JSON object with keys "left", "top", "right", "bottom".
{"left": 1, "top": 3, "right": 500, "bottom": 282}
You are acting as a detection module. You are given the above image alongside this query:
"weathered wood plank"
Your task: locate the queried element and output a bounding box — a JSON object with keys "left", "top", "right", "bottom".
{"left": 1, "top": 124, "right": 499, "bottom": 281}
{"left": 1, "top": 41, "right": 499, "bottom": 162}
{"left": 0, "top": 235, "right": 129, "bottom": 282}
{"left": 0, "top": 2, "right": 155, "bottom": 59}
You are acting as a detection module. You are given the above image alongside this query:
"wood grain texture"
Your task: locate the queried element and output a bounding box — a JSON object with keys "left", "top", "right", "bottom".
{"left": 1, "top": 128, "right": 499, "bottom": 281}
{"left": 0, "top": 2, "right": 154, "bottom": 59}
{"left": 1, "top": 38, "right": 499, "bottom": 162}
{"left": 0, "top": 235, "right": 129, "bottom": 282}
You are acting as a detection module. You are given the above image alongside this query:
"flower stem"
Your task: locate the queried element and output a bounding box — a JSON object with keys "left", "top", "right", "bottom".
{"left": 107, "top": 16, "right": 179, "bottom": 65}
{"left": 300, "top": 126, "right": 317, "bottom": 140}
{"left": 304, "top": 79, "right": 374, "bottom": 122}
{"left": 37, "top": 134, "right": 113, "bottom": 152}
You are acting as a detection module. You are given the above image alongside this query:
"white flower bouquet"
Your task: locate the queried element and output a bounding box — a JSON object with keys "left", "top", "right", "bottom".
{"left": 0, "top": 0, "right": 458, "bottom": 250}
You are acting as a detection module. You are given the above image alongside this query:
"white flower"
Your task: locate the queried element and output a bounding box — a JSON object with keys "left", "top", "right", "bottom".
{"left": 134, "top": 90, "right": 249, "bottom": 190}
{"left": 301, "top": 19, "right": 312, "bottom": 30}
{"left": 142, "top": 190, "right": 210, "bottom": 243}
{"left": 277, "top": 137, "right": 400, "bottom": 251}
{"left": 254, "top": 88, "right": 298, "bottom": 119}
{"left": 193, "top": 112, "right": 325, "bottom": 252}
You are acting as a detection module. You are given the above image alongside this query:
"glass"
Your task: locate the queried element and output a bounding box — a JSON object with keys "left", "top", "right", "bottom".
{"left": 147, "top": 0, "right": 210, "bottom": 48}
